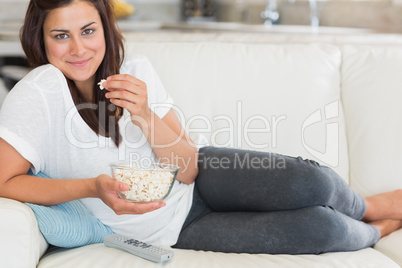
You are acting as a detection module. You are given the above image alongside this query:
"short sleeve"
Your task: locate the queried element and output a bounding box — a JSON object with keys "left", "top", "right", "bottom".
{"left": 120, "top": 55, "right": 173, "bottom": 119}
{"left": 0, "top": 65, "right": 64, "bottom": 173}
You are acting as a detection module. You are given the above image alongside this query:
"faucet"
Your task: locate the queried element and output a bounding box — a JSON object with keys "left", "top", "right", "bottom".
{"left": 260, "top": 0, "right": 279, "bottom": 26}
{"left": 309, "top": 0, "right": 319, "bottom": 27}
{"left": 261, "top": 0, "right": 320, "bottom": 27}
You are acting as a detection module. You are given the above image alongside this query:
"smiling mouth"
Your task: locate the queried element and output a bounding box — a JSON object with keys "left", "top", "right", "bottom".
{"left": 69, "top": 59, "right": 90, "bottom": 67}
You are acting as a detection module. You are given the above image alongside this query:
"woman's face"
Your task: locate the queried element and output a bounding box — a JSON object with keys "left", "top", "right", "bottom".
{"left": 43, "top": 1, "right": 106, "bottom": 92}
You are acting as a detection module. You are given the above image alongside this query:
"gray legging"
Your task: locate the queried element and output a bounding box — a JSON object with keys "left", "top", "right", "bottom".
{"left": 173, "top": 146, "right": 380, "bottom": 254}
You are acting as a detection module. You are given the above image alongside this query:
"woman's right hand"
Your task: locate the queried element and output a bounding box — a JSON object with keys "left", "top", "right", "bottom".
{"left": 94, "top": 174, "right": 166, "bottom": 215}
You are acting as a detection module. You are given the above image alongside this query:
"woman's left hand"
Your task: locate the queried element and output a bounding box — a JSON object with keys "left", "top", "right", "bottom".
{"left": 103, "top": 74, "right": 151, "bottom": 127}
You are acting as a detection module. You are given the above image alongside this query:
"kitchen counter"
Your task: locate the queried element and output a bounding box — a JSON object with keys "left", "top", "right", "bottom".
{"left": 3, "top": 21, "right": 402, "bottom": 55}
{"left": 0, "top": 20, "right": 380, "bottom": 43}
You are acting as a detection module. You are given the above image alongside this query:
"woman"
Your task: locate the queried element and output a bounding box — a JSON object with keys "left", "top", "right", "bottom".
{"left": 0, "top": 0, "right": 198, "bottom": 246}
{"left": 0, "top": 0, "right": 401, "bottom": 254}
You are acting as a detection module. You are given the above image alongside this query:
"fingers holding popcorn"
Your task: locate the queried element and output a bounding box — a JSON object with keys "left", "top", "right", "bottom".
{"left": 100, "top": 74, "right": 145, "bottom": 94}
{"left": 99, "top": 75, "right": 151, "bottom": 126}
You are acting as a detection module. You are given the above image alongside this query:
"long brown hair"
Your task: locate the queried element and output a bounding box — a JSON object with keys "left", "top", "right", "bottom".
{"left": 20, "top": 0, "right": 124, "bottom": 146}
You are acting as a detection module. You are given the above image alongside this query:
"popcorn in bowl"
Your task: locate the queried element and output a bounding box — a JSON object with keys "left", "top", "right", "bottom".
{"left": 110, "top": 162, "right": 179, "bottom": 203}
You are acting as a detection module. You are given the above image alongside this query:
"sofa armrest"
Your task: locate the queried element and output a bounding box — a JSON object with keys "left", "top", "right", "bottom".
{"left": 0, "top": 198, "right": 48, "bottom": 268}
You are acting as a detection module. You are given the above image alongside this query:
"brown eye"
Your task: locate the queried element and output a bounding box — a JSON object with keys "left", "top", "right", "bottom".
{"left": 55, "top": 33, "right": 69, "bottom": 39}
{"left": 82, "top": 29, "right": 94, "bottom": 35}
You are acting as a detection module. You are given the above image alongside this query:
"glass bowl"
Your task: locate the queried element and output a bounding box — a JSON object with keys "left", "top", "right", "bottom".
{"left": 110, "top": 162, "right": 179, "bottom": 203}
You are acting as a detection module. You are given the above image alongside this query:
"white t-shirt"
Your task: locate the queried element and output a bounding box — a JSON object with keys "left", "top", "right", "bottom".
{"left": 0, "top": 55, "right": 194, "bottom": 246}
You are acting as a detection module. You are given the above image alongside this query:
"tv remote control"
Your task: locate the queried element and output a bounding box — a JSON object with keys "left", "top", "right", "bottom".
{"left": 103, "top": 234, "right": 174, "bottom": 263}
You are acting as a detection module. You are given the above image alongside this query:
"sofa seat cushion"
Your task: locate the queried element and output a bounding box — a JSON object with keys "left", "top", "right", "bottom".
{"left": 375, "top": 229, "right": 402, "bottom": 267}
{"left": 38, "top": 244, "right": 398, "bottom": 268}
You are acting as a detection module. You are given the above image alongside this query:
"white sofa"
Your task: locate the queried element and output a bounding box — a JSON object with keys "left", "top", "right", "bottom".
{"left": 1, "top": 32, "right": 402, "bottom": 267}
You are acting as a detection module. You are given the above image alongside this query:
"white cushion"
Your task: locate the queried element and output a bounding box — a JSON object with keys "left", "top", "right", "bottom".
{"left": 341, "top": 45, "right": 402, "bottom": 196}
{"left": 126, "top": 42, "right": 350, "bottom": 182}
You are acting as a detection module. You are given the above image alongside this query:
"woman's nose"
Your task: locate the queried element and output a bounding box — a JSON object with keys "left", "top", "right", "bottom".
{"left": 70, "top": 38, "right": 86, "bottom": 56}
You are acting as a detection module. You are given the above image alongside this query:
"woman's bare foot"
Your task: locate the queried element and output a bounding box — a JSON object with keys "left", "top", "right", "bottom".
{"left": 363, "top": 189, "right": 402, "bottom": 222}
{"left": 369, "top": 219, "right": 402, "bottom": 238}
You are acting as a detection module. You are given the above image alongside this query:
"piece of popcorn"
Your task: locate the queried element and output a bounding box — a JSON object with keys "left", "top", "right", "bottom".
{"left": 98, "top": 79, "right": 107, "bottom": 90}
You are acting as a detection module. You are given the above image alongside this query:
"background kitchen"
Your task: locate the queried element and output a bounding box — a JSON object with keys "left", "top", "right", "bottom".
{"left": 2, "top": 0, "right": 402, "bottom": 106}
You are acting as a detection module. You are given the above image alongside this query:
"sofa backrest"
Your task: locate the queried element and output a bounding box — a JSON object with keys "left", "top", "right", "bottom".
{"left": 126, "top": 42, "right": 350, "bottom": 183}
